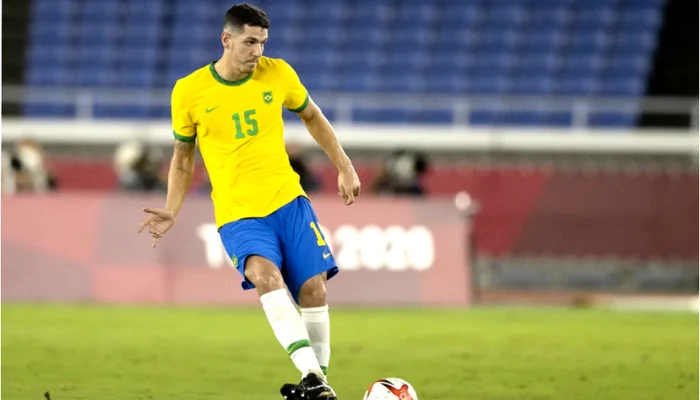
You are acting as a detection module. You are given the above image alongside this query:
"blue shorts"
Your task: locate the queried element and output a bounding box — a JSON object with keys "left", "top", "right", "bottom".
{"left": 218, "top": 196, "right": 339, "bottom": 304}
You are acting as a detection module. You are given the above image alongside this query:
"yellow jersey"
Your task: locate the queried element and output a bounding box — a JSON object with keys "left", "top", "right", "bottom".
{"left": 170, "top": 57, "right": 310, "bottom": 228}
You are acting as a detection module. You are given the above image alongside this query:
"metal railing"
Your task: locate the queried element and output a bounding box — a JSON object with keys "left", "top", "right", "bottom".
{"left": 3, "top": 85, "right": 698, "bottom": 129}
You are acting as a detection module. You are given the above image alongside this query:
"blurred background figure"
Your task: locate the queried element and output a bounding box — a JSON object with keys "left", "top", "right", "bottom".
{"left": 371, "top": 150, "right": 429, "bottom": 196}
{"left": 1, "top": 138, "right": 57, "bottom": 194}
{"left": 114, "top": 140, "right": 167, "bottom": 193}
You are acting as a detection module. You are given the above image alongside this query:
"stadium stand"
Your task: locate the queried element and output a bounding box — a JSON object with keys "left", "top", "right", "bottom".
{"left": 25, "top": 0, "right": 664, "bottom": 126}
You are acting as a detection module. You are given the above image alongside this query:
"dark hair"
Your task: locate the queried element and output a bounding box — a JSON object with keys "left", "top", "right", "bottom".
{"left": 224, "top": 3, "right": 270, "bottom": 31}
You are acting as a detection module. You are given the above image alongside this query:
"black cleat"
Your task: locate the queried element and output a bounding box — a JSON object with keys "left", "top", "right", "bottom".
{"left": 280, "top": 382, "right": 306, "bottom": 399}
{"left": 300, "top": 373, "right": 337, "bottom": 400}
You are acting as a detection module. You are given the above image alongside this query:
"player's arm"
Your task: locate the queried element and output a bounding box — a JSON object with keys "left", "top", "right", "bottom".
{"left": 298, "top": 100, "right": 360, "bottom": 204}
{"left": 282, "top": 62, "right": 360, "bottom": 204}
{"left": 137, "top": 80, "right": 196, "bottom": 246}
{"left": 297, "top": 99, "right": 351, "bottom": 171}
{"left": 164, "top": 139, "right": 195, "bottom": 216}
{"left": 165, "top": 80, "right": 197, "bottom": 217}
{"left": 137, "top": 137, "right": 193, "bottom": 246}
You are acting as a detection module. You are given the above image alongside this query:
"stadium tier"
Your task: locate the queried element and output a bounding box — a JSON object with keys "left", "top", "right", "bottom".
{"left": 25, "top": 0, "right": 663, "bottom": 126}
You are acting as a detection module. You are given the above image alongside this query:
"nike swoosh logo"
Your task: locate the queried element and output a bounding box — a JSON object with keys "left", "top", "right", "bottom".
{"left": 205, "top": 106, "right": 220, "bottom": 113}
{"left": 323, "top": 253, "right": 331, "bottom": 259}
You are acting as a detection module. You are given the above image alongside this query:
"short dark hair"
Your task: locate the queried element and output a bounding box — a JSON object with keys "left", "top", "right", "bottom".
{"left": 224, "top": 3, "right": 270, "bottom": 31}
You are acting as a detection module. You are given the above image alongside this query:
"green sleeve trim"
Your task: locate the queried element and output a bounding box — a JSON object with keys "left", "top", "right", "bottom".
{"left": 173, "top": 130, "right": 196, "bottom": 143}
{"left": 286, "top": 93, "right": 309, "bottom": 113}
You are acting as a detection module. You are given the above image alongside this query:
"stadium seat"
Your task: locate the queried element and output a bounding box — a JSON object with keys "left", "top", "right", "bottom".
{"left": 23, "top": 0, "right": 665, "bottom": 126}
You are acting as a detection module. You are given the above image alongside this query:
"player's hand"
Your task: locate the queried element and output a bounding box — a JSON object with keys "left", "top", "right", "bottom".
{"left": 137, "top": 207, "right": 175, "bottom": 248}
{"left": 337, "top": 165, "right": 361, "bottom": 205}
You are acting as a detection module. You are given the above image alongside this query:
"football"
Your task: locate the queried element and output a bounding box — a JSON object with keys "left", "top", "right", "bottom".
{"left": 363, "top": 378, "right": 418, "bottom": 400}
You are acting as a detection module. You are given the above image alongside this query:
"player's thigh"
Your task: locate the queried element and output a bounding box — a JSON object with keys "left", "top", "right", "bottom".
{"left": 273, "top": 196, "right": 339, "bottom": 303}
{"left": 218, "top": 218, "right": 283, "bottom": 291}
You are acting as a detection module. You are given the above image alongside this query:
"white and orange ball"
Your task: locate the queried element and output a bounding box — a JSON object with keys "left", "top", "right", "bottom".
{"left": 363, "top": 378, "right": 418, "bottom": 400}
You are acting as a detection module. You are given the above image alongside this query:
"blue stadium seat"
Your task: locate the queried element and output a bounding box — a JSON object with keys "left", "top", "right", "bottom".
{"left": 124, "top": 0, "right": 164, "bottom": 22}
{"left": 26, "top": 67, "right": 74, "bottom": 87}
{"left": 578, "top": 0, "right": 617, "bottom": 7}
{"left": 377, "top": 73, "right": 428, "bottom": 93}
{"left": 471, "top": 51, "right": 514, "bottom": 76}
{"left": 610, "top": 31, "right": 657, "bottom": 53}
{"left": 304, "top": 72, "right": 341, "bottom": 92}
{"left": 396, "top": 3, "right": 438, "bottom": 26}
{"left": 561, "top": 53, "right": 605, "bottom": 77}
{"left": 79, "top": 23, "right": 121, "bottom": 47}
{"left": 596, "top": 75, "right": 646, "bottom": 97}
{"left": 605, "top": 54, "right": 651, "bottom": 76}
{"left": 442, "top": 4, "right": 485, "bottom": 27}
{"left": 566, "top": 30, "right": 611, "bottom": 53}
{"left": 487, "top": 5, "right": 528, "bottom": 29}
{"left": 23, "top": 0, "right": 664, "bottom": 128}
{"left": 507, "top": 75, "right": 555, "bottom": 95}
{"left": 301, "top": 27, "right": 345, "bottom": 48}
{"left": 575, "top": 8, "right": 617, "bottom": 29}
{"left": 617, "top": 7, "right": 663, "bottom": 30}
{"left": 33, "top": 0, "right": 80, "bottom": 19}
{"left": 30, "top": 21, "right": 76, "bottom": 43}
{"left": 383, "top": 52, "right": 428, "bottom": 74}
{"left": 589, "top": 112, "right": 638, "bottom": 128}
{"left": 523, "top": 27, "right": 568, "bottom": 53}
{"left": 353, "top": 107, "right": 453, "bottom": 124}
{"left": 349, "top": 4, "right": 395, "bottom": 26}
{"left": 469, "top": 110, "right": 501, "bottom": 125}
{"left": 434, "top": 27, "right": 478, "bottom": 53}
{"left": 479, "top": 27, "right": 520, "bottom": 51}
{"left": 338, "top": 50, "right": 387, "bottom": 74}
{"left": 501, "top": 111, "right": 543, "bottom": 126}
{"left": 337, "top": 73, "right": 382, "bottom": 93}
{"left": 542, "top": 111, "right": 574, "bottom": 127}
{"left": 527, "top": 7, "right": 575, "bottom": 28}
{"left": 470, "top": 74, "right": 508, "bottom": 95}
{"left": 93, "top": 104, "right": 151, "bottom": 119}
{"left": 391, "top": 27, "right": 435, "bottom": 48}
{"left": 424, "top": 74, "right": 472, "bottom": 95}
{"left": 513, "top": 52, "right": 563, "bottom": 76}
{"left": 23, "top": 102, "right": 76, "bottom": 118}
{"left": 82, "top": 1, "right": 121, "bottom": 18}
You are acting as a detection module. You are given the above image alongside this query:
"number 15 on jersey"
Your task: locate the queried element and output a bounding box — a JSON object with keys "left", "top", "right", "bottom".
{"left": 232, "top": 109, "right": 258, "bottom": 139}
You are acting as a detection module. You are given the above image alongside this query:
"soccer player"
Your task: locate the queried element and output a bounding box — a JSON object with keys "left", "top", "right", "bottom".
{"left": 136, "top": 4, "right": 360, "bottom": 400}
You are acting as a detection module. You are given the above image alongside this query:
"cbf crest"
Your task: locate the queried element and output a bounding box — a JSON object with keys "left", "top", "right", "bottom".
{"left": 262, "top": 91, "right": 273, "bottom": 104}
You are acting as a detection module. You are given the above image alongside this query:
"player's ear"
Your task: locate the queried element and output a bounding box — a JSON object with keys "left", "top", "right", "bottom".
{"left": 221, "top": 32, "right": 230, "bottom": 49}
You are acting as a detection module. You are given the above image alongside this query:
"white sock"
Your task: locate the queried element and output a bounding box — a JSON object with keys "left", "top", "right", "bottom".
{"left": 301, "top": 305, "right": 331, "bottom": 379}
{"left": 261, "top": 289, "right": 324, "bottom": 378}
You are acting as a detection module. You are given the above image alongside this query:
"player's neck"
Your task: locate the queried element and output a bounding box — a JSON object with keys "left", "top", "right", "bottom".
{"left": 213, "top": 59, "right": 250, "bottom": 82}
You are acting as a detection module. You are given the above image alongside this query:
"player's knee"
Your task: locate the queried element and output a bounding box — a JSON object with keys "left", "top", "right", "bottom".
{"left": 298, "top": 274, "right": 327, "bottom": 308}
{"left": 244, "top": 256, "right": 285, "bottom": 294}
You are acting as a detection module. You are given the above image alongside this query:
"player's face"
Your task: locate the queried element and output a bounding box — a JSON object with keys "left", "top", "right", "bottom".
{"left": 223, "top": 25, "right": 268, "bottom": 74}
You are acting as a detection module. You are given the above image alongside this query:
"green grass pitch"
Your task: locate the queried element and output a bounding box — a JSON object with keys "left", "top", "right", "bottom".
{"left": 2, "top": 304, "right": 697, "bottom": 400}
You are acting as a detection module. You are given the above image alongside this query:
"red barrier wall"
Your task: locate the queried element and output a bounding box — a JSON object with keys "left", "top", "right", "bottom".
{"left": 1, "top": 194, "right": 472, "bottom": 306}
{"left": 43, "top": 159, "right": 700, "bottom": 259}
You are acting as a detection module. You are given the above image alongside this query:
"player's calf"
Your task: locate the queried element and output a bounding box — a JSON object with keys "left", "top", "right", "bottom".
{"left": 245, "top": 257, "right": 325, "bottom": 380}
{"left": 298, "top": 272, "right": 328, "bottom": 308}
{"left": 298, "top": 274, "right": 332, "bottom": 380}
